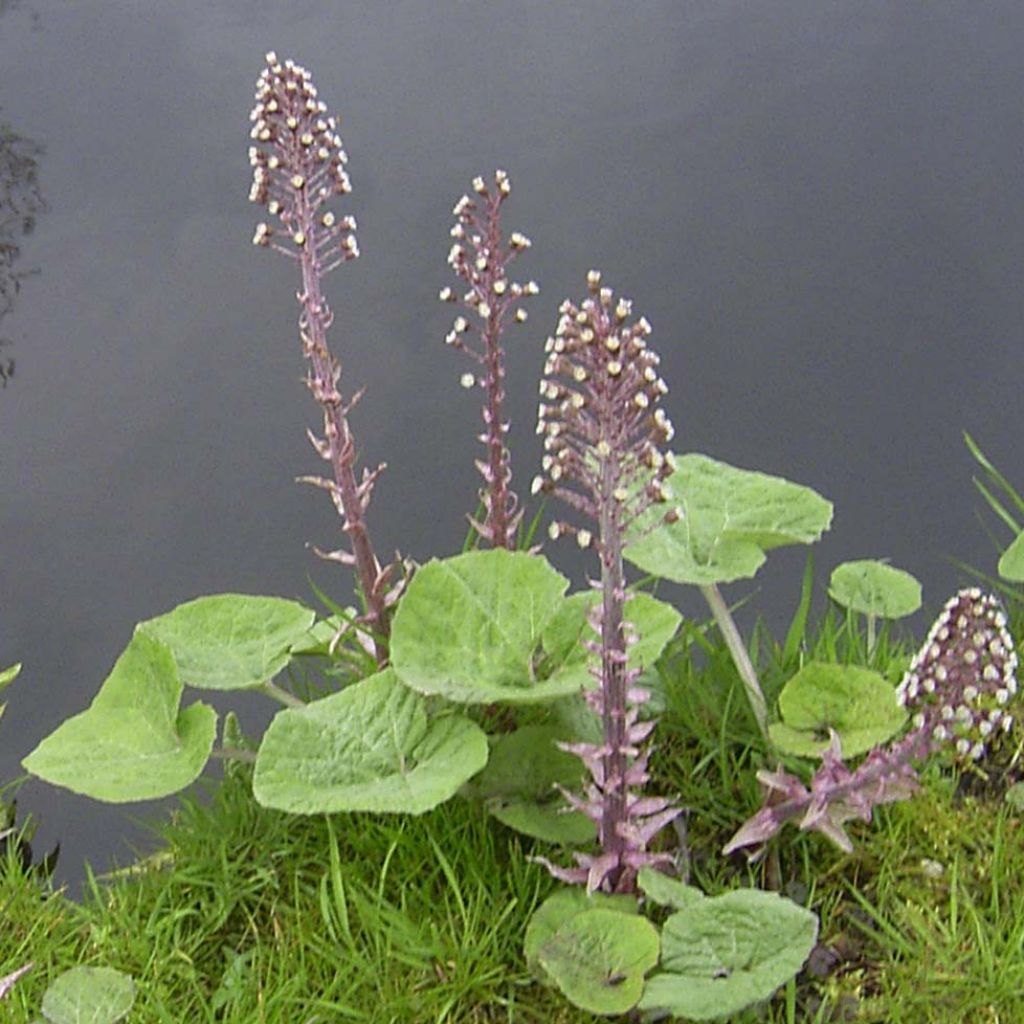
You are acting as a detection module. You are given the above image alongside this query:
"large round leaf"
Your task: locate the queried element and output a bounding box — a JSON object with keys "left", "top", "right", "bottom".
{"left": 138, "top": 593, "right": 315, "bottom": 690}
{"left": 626, "top": 454, "right": 833, "bottom": 585}
{"left": 769, "top": 662, "right": 906, "bottom": 758}
{"left": 469, "top": 725, "right": 595, "bottom": 845}
{"left": 639, "top": 889, "right": 818, "bottom": 1020}
{"left": 525, "top": 889, "right": 639, "bottom": 979}
{"left": 390, "top": 549, "right": 579, "bottom": 704}
{"left": 828, "top": 560, "right": 921, "bottom": 619}
{"left": 637, "top": 866, "right": 705, "bottom": 911}
{"left": 252, "top": 669, "right": 488, "bottom": 814}
{"left": 537, "top": 908, "right": 660, "bottom": 1016}
{"left": 22, "top": 632, "right": 216, "bottom": 803}
{"left": 40, "top": 966, "right": 135, "bottom": 1024}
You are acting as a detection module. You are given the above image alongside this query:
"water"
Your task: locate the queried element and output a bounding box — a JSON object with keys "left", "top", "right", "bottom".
{"left": 2, "top": 0, "right": 1023, "bottom": 890}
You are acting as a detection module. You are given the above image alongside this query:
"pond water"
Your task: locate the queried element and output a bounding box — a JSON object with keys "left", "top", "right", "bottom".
{"left": 2, "top": 0, "right": 1024, "bottom": 890}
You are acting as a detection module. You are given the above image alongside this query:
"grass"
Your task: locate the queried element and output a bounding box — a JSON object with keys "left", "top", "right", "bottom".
{"left": 3, "top": 588, "right": 1024, "bottom": 1022}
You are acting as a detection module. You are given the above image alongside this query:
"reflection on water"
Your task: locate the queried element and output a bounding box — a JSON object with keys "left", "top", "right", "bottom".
{"left": 0, "top": 1, "right": 44, "bottom": 385}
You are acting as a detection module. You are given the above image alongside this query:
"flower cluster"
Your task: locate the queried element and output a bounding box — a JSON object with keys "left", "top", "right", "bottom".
{"left": 441, "top": 170, "right": 538, "bottom": 548}
{"left": 249, "top": 52, "right": 357, "bottom": 265}
{"left": 533, "top": 274, "right": 679, "bottom": 894}
{"left": 249, "top": 53, "right": 394, "bottom": 661}
{"left": 532, "top": 270, "right": 675, "bottom": 549}
{"left": 725, "top": 588, "right": 1020, "bottom": 857}
{"left": 896, "top": 588, "right": 1018, "bottom": 763}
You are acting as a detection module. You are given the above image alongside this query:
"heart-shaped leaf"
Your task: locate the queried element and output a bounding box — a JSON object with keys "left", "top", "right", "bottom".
{"left": 252, "top": 669, "right": 488, "bottom": 814}
{"left": 22, "top": 633, "right": 216, "bottom": 802}
{"left": 769, "top": 662, "right": 906, "bottom": 758}
{"left": 828, "top": 560, "right": 922, "bottom": 619}
{"left": 639, "top": 889, "right": 818, "bottom": 1020}
{"left": 391, "top": 549, "right": 580, "bottom": 704}
{"left": 40, "top": 966, "right": 135, "bottom": 1024}
{"left": 626, "top": 454, "right": 833, "bottom": 585}
{"left": 138, "top": 593, "right": 315, "bottom": 690}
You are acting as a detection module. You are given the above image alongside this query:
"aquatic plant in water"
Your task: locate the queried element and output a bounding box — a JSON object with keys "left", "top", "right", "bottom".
{"left": 530, "top": 271, "right": 679, "bottom": 893}
{"left": 441, "top": 171, "right": 538, "bottom": 548}
{"left": 724, "top": 588, "right": 1020, "bottom": 856}
{"left": 249, "top": 52, "right": 395, "bottom": 660}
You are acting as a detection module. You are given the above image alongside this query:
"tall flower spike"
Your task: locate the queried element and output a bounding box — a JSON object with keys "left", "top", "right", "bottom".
{"left": 532, "top": 274, "right": 679, "bottom": 894}
{"left": 249, "top": 53, "right": 393, "bottom": 661}
{"left": 442, "top": 170, "right": 537, "bottom": 548}
{"left": 724, "top": 588, "right": 1020, "bottom": 857}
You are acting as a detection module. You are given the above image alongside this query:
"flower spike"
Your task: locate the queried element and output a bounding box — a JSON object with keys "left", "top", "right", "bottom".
{"left": 535, "top": 275, "right": 679, "bottom": 893}
{"left": 249, "top": 53, "right": 395, "bottom": 661}
{"left": 725, "top": 588, "right": 1020, "bottom": 858}
{"left": 443, "top": 170, "right": 537, "bottom": 548}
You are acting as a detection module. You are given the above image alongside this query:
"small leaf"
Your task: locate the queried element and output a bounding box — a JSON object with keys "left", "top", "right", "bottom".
{"left": 769, "top": 662, "right": 906, "bottom": 758}
{"left": 469, "top": 725, "right": 595, "bottom": 844}
{"left": 22, "top": 633, "right": 216, "bottom": 802}
{"left": 252, "top": 669, "right": 488, "bottom": 814}
{"left": 626, "top": 454, "right": 833, "bottom": 585}
{"left": 998, "top": 531, "right": 1024, "bottom": 582}
{"left": 1005, "top": 782, "right": 1024, "bottom": 812}
{"left": 524, "top": 889, "right": 639, "bottom": 976}
{"left": 828, "top": 560, "right": 922, "bottom": 619}
{"left": 40, "top": 966, "right": 135, "bottom": 1024}
{"left": 391, "top": 549, "right": 580, "bottom": 704}
{"left": 0, "top": 662, "right": 20, "bottom": 728}
{"left": 639, "top": 889, "right": 818, "bottom": 1020}
{"left": 0, "top": 662, "right": 21, "bottom": 692}
{"left": 537, "top": 909, "right": 660, "bottom": 1016}
{"left": 138, "top": 593, "right": 315, "bottom": 691}
{"left": 637, "top": 866, "right": 705, "bottom": 910}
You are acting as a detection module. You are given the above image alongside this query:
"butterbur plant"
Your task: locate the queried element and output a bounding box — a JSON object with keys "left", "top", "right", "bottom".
{"left": 532, "top": 272, "right": 680, "bottom": 894}
{"left": 725, "top": 588, "right": 1020, "bottom": 856}
{"left": 441, "top": 170, "right": 538, "bottom": 547}
{"left": 250, "top": 52, "right": 395, "bottom": 659}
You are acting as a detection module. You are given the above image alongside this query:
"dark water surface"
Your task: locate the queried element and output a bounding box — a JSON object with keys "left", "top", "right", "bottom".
{"left": 3, "top": 0, "right": 1024, "bottom": 889}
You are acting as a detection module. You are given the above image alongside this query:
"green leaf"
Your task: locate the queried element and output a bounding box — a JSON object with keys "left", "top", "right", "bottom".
{"left": 1005, "top": 782, "right": 1024, "bottom": 812}
{"left": 138, "top": 593, "right": 315, "bottom": 690}
{"left": 637, "top": 866, "right": 705, "bottom": 910}
{"left": 540, "top": 591, "right": 682, "bottom": 687}
{"left": 0, "top": 662, "right": 20, "bottom": 692}
{"left": 22, "top": 633, "right": 216, "bottom": 802}
{"left": 524, "top": 889, "right": 639, "bottom": 977}
{"left": 639, "top": 889, "right": 818, "bottom": 1020}
{"left": 538, "top": 909, "right": 660, "bottom": 1016}
{"left": 998, "top": 531, "right": 1024, "bottom": 582}
{"left": 40, "top": 966, "right": 135, "bottom": 1024}
{"left": 0, "top": 661, "right": 19, "bottom": 728}
{"left": 768, "top": 662, "right": 906, "bottom": 758}
{"left": 390, "top": 549, "right": 579, "bottom": 704}
{"left": 252, "top": 669, "right": 488, "bottom": 814}
{"left": 469, "top": 725, "right": 595, "bottom": 844}
{"left": 626, "top": 453, "right": 833, "bottom": 585}
{"left": 828, "top": 560, "right": 922, "bottom": 619}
